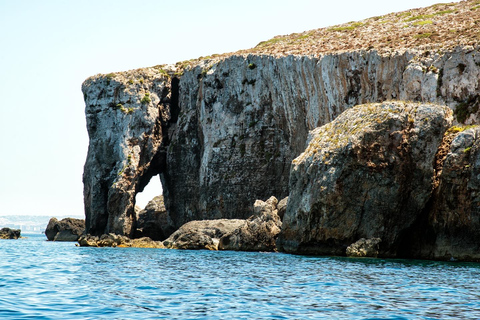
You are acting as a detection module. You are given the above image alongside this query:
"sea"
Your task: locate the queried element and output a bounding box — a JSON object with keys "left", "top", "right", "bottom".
{"left": 1, "top": 234, "right": 480, "bottom": 320}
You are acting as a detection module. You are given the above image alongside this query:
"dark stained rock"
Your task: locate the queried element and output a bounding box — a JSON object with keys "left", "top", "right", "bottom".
{"left": 45, "top": 218, "right": 85, "bottom": 241}
{"left": 0, "top": 228, "right": 21, "bottom": 239}
{"left": 404, "top": 126, "right": 480, "bottom": 261}
{"left": 277, "top": 197, "right": 288, "bottom": 221}
{"left": 277, "top": 102, "right": 453, "bottom": 256}
{"left": 346, "top": 238, "right": 382, "bottom": 258}
{"left": 135, "top": 195, "right": 175, "bottom": 241}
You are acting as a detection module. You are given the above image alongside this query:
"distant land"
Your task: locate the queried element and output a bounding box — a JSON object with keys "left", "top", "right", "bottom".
{"left": 0, "top": 215, "right": 83, "bottom": 233}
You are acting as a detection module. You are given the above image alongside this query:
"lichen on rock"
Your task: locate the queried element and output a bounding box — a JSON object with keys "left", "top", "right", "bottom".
{"left": 277, "top": 101, "right": 452, "bottom": 256}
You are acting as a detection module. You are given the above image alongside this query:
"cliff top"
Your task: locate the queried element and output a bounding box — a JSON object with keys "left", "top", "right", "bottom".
{"left": 178, "top": 0, "right": 479, "bottom": 65}
{"left": 239, "top": 0, "right": 480, "bottom": 57}
{"left": 91, "top": 0, "right": 480, "bottom": 79}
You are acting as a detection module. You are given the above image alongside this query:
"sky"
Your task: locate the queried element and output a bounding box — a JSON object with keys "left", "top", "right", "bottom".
{"left": 0, "top": 0, "right": 455, "bottom": 216}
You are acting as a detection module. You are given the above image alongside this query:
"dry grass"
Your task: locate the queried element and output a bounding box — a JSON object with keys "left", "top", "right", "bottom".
{"left": 180, "top": 0, "right": 480, "bottom": 68}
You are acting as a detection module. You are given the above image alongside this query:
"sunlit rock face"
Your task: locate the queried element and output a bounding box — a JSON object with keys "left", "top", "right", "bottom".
{"left": 276, "top": 102, "right": 452, "bottom": 256}
{"left": 82, "top": 67, "right": 176, "bottom": 236}
{"left": 82, "top": 47, "right": 480, "bottom": 239}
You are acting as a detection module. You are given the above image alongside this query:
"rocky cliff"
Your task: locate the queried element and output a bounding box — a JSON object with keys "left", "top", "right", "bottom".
{"left": 276, "top": 101, "right": 452, "bottom": 256}
{"left": 82, "top": 0, "right": 480, "bottom": 252}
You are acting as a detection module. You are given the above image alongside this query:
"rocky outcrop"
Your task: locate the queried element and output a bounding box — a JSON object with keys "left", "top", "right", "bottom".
{"left": 82, "top": 68, "right": 178, "bottom": 237}
{"left": 276, "top": 102, "right": 452, "bottom": 256}
{"left": 135, "top": 195, "right": 175, "bottom": 240}
{"left": 45, "top": 218, "right": 85, "bottom": 241}
{"left": 0, "top": 228, "right": 21, "bottom": 239}
{"left": 346, "top": 238, "right": 382, "bottom": 258}
{"left": 163, "top": 196, "right": 283, "bottom": 251}
{"left": 83, "top": 46, "right": 480, "bottom": 240}
{"left": 218, "top": 196, "right": 283, "bottom": 251}
{"left": 162, "top": 219, "right": 245, "bottom": 250}
{"left": 78, "top": 233, "right": 164, "bottom": 248}
{"left": 402, "top": 126, "right": 480, "bottom": 261}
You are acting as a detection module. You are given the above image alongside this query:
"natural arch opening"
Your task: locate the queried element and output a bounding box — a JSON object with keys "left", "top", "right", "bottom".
{"left": 134, "top": 174, "right": 174, "bottom": 240}
{"left": 135, "top": 174, "right": 163, "bottom": 209}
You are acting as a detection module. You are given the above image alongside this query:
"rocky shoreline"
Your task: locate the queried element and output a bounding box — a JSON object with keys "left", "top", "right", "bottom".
{"left": 76, "top": 101, "right": 480, "bottom": 262}
{"left": 78, "top": 2, "right": 480, "bottom": 261}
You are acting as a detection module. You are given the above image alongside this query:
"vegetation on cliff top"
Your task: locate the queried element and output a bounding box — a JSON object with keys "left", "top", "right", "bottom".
{"left": 240, "top": 0, "right": 479, "bottom": 57}
{"left": 94, "top": 0, "right": 479, "bottom": 78}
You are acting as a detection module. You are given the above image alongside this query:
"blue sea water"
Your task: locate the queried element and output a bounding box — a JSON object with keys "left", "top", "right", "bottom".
{"left": 1, "top": 234, "right": 480, "bottom": 319}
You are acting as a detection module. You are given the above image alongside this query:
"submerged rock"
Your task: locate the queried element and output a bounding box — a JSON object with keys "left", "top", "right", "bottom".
{"left": 277, "top": 102, "right": 452, "bottom": 256}
{"left": 0, "top": 228, "right": 21, "bottom": 239}
{"left": 346, "top": 238, "right": 382, "bottom": 258}
{"left": 45, "top": 218, "right": 85, "bottom": 241}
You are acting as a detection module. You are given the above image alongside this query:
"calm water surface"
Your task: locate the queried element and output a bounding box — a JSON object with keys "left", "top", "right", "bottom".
{"left": 1, "top": 233, "right": 479, "bottom": 319}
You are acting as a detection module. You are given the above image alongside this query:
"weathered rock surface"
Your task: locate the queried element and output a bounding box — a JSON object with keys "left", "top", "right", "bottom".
{"left": 162, "top": 196, "right": 283, "bottom": 251}
{"left": 78, "top": 233, "right": 164, "bottom": 248}
{"left": 83, "top": 46, "right": 480, "bottom": 240}
{"left": 400, "top": 126, "right": 480, "bottom": 261}
{"left": 82, "top": 68, "right": 177, "bottom": 237}
{"left": 162, "top": 219, "right": 246, "bottom": 250}
{"left": 276, "top": 102, "right": 452, "bottom": 256}
{"left": 218, "top": 196, "right": 282, "bottom": 251}
{"left": 346, "top": 238, "right": 382, "bottom": 258}
{"left": 45, "top": 218, "right": 85, "bottom": 241}
{"left": 135, "top": 195, "right": 175, "bottom": 241}
{"left": 0, "top": 227, "right": 21, "bottom": 239}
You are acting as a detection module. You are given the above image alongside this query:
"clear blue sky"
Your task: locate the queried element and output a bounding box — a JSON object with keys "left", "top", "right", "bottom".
{"left": 0, "top": 0, "right": 452, "bottom": 216}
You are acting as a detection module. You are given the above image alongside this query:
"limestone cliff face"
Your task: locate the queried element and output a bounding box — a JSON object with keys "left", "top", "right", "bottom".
{"left": 166, "top": 48, "right": 480, "bottom": 228}
{"left": 82, "top": 46, "right": 480, "bottom": 238}
{"left": 82, "top": 68, "right": 176, "bottom": 236}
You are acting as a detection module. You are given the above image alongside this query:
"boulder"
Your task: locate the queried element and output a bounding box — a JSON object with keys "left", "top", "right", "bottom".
{"left": 277, "top": 102, "right": 452, "bottom": 256}
{"left": 135, "top": 195, "right": 175, "bottom": 241}
{"left": 0, "top": 227, "right": 21, "bottom": 239}
{"left": 163, "top": 196, "right": 284, "bottom": 251}
{"left": 346, "top": 238, "right": 382, "bottom": 258}
{"left": 218, "top": 196, "right": 282, "bottom": 251}
{"left": 45, "top": 218, "right": 85, "bottom": 241}
{"left": 163, "top": 219, "right": 246, "bottom": 250}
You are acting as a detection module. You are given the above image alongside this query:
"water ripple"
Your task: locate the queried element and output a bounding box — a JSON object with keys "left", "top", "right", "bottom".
{"left": 1, "top": 234, "right": 480, "bottom": 319}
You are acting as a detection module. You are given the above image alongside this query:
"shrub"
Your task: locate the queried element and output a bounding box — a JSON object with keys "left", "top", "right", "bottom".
{"left": 141, "top": 92, "right": 151, "bottom": 104}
